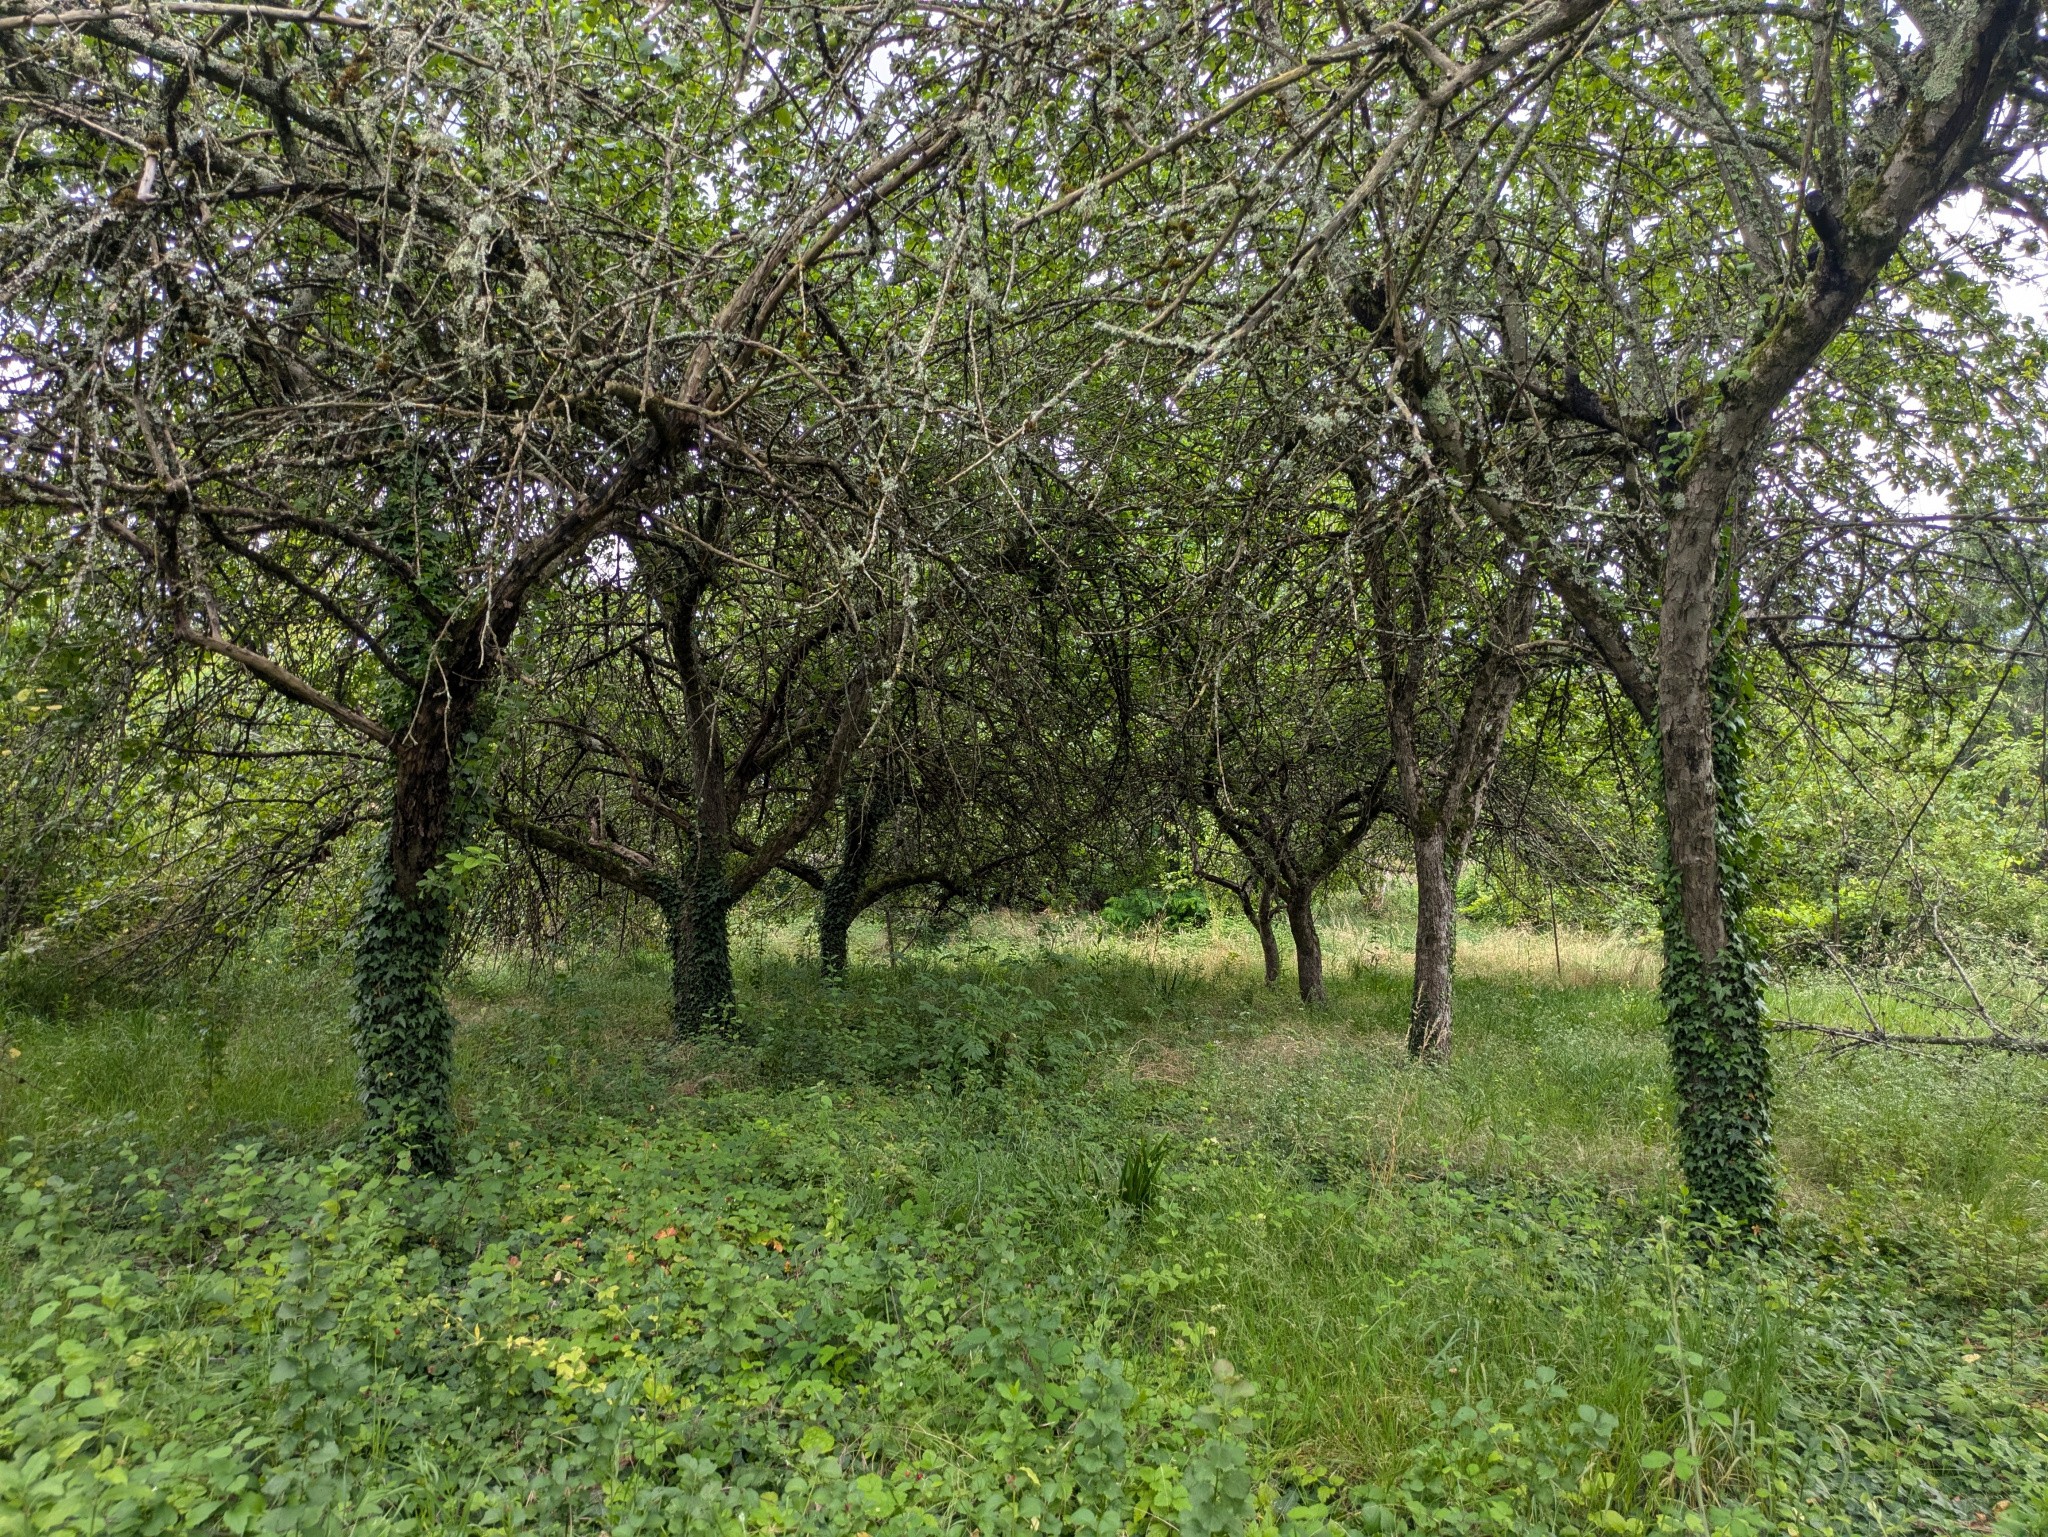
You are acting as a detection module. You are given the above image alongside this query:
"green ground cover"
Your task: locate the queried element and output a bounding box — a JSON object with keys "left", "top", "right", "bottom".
{"left": 3, "top": 912, "right": 2045, "bottom": 1535}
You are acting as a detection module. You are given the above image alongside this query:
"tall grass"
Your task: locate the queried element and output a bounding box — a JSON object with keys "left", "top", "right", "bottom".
{"left": 4, "top": 903, "right": 2047, "bottom": 1528}
{"left": 10, "top": 897, "right": 2047, "bottom": 1222}
{"left": 0, "top": 955, "right": 356, "bottom": 1160}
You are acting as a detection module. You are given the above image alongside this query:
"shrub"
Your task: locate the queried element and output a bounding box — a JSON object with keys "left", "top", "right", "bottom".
{"left": 1103, "top": 888, "right": 1210, "bottom": 934}
{"left": 755, "top": 970, "right": 1120, "bottom": 1094}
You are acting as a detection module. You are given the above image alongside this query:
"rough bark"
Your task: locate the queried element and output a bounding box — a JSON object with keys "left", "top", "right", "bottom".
{"left": 1408, "top": 826, "right": 1457, "bottom": 1061}
{"left": 1365, "top": 494, "right": 1537, "bottom": 1063}
{"left": 1254, "top": 883, "right": 1282, "bottom": 987}
{"left": 1285, "top": 887, "right": 1325, "bottom": 1005}
{"left": 1656, "top": 517, "right": 1732, "bottom": 962}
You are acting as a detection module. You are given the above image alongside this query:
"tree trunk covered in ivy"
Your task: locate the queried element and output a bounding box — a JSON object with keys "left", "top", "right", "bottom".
{"left": 351, "top": 678, "right": 494, "bottom": 1177}
{"left": 1408, "top": 827, "right": 1457, "bottom": 1062}
{"left": 349, "top": 492, "right": 495, "bottom": 1176}
{"left": 656, "top": 855, "right": 738, "bottom": 1037}
{"left": 1653, "top": 429, "right": 1776, "bottom": 1232}
{"left": 1657, "top": 642, "right": 1772, "bottom": 1230}
{"left": 679, "top": 852, "right": 738, "bottom": 1033}
{"left": 1640, "top": 0, "right": 2031, "bottom": 1230}
{"left": 820, "top": 785, "right": 884, "bottom": 976}
{"left": 818, "top": 878, "right": 859, "bottom": 977}
{"left": 351, "top": 852, "right": 458, "bottom": 1176}
{"left": 344, "top": 439, "right": 663, "bottom": 1173}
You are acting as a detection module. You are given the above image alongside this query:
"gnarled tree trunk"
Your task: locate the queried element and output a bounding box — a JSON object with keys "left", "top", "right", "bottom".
{"left": 1254, "top": 883, "right": 1282, "bottom": 987}
{"left": 820, "top": 785, "right": 884, "bottom": 976}
{"left": 1407, "top": 826, "right": 1457, "bottom": 1061}
{"left": 1212, "top": 871, "right": 1283, "bottom": 986}
{"left": 1201, "top": 784, "right": 1389, "bottom": 1007}
{"left": 1285, "top": 886, "right": 1325, "bottom": 1004}
{"left": 1372, "top": 547, "right": 1537, "bottom": 1065}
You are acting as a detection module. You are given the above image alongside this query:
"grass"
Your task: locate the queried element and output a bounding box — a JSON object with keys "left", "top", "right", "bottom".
{"left": 0, "top": 957, "right": 358, "bottom": 1158}
{"left": 4, "top": 902, "right": 2048, "bottom": 1534}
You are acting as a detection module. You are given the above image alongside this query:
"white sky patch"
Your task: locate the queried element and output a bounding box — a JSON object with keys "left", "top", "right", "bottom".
{"left": 589, "top": 534, "right": 636, "bottom": 586}
{"left": 1935, "top": 172, "right": 2048, "bottom": 327}
{"left": 860, "top": 36, "right": 904, "bottom": 109}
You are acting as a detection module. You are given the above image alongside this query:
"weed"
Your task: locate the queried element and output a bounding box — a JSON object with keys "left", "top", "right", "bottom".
{"left": 1103, "top": 888, "right": 1211, "bottom": 935}
{"left": 1115, "top": 1134, "right": 1177, "bottom": 1225}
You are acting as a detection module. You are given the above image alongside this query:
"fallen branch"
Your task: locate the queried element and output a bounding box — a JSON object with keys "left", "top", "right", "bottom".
{"left": 1768, "top": 1018, "right": 2048, "bottom": 1055}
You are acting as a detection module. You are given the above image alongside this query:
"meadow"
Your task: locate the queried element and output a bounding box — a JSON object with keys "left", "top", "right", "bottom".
{"left": 3, "top": 901, "right": 2045, "bottom": 1535}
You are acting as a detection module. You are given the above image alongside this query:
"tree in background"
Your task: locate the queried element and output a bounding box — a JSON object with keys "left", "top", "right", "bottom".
{"left": 0, "top": 0, "right": 1061, "bottom": 1168}
{"left": 6, "top": 0, "right": 2048, "bottom": 1224}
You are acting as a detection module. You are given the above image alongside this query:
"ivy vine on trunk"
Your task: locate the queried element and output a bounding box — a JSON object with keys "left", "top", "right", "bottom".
{"left": 649, "top": 862, "right": 738, "bottom": 1038}
{"left": 819, "top": 783, "right": 887, "bottom": 978}
{"left": 1658, "top": 641, "right": 1773, "bottom": 1232}
{"left": 351, "top": 850, "right": 461, "bottom": 1175}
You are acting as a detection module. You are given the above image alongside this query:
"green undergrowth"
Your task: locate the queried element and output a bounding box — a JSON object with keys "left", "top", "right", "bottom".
{"left": 3, "top": 941, "right": 2048, "bottom": 1534}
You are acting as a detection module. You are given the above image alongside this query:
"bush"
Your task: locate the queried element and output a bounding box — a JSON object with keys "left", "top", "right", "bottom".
{"left": 755, "top": 969, "right": 1122, "bottom": 1093}
{"left": 1102, "top": 888, "right": 1210, "bottom": 935}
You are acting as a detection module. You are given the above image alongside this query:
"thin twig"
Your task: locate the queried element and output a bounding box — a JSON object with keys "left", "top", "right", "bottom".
{"left": 1821, "top": 944, "right": 1887, "bottom": 1034}
{"left": 1928, "top": 906, "right": 2008, "bottom": 1040}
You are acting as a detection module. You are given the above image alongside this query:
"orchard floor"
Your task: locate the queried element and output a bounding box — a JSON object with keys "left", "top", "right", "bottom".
{"left": 3, "top": 907, "right": 2046, "bottom": 1535}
